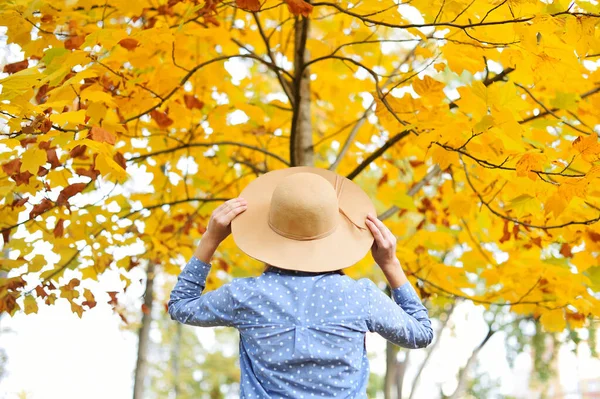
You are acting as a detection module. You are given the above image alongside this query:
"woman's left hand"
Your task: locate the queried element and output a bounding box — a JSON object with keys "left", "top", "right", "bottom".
{"left": 204, "top": 197, "right": 248, "bottom": 245}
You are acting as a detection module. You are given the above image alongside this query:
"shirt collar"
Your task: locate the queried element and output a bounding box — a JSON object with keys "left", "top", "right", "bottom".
{"left": 264, "top": 266, "right": 342, "bottom": 277}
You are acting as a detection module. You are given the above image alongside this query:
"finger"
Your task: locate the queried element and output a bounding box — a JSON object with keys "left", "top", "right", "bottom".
{"left": 381, "top": 223, "right": 395, "bottom": 244}
{"left": 216, "top": 197, "right": 246, "bottom": 216}
{"left": 368, "top": 214, "right": 395, "bottom": 249}
{"left": 368, "top": 214, "right": 391, "bottom": 240}
{"left": 365, "top": 218, "right": 385, "bottom": 248}
{"left": 222, "top": 202, "right": 248, "bottom": 223}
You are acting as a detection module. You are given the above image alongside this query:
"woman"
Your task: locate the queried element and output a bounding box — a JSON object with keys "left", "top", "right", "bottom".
{"left": 168, "top": 167, "right": 433, "bottom": 398}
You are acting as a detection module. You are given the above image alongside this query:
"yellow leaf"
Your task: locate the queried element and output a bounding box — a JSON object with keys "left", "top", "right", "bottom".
{"left": 550, "top": 92, "right": 580, "bottom": 112}
{"left": 95, "top": 152, "right": 128, "bottom": 183}
{"left": 431, "top": 145, "right": 458, "bottom": 170}
{"left": 80, "top": 266, "right": 98, "bottom": 280}
{"left": 412, "top": 75, "right": 445, "bottom": 104}
{"left": 24, "top": 295, "right": 39, "bottom": 315}
{"left": 515, "top": 152, "right": 546, "bottom": 180}
{"left": 571, "top": 251, "right": 597, "bottom": 273}
{"left": 540, "top": 309, "right": 566, "bottom": 332}
{"left": 448, "top": 192, "right": 472, "bottom": 218}
{"left": 49, "top": 110, "right": 87, "bottom": 127}
{"left": 86, "top": 102, "right": 108, "bottom": 125}
{"left": 394, "top": 192, "right": 417, "bottom": 211}
{"left": 120, "top": 273, "right": 132, "bottom": 289}
{"left": 21, "top": 146, "right": 47, "bottom": 174}
{"left": 71, "top": 302, "right": 84, "bottom": 318}
{"left": 544, "top": 193, "right": 569, "bottom": 218}
{"left": 28, "top": 254, "right": 47, "bottom": 273}
{"left": 81, "top": 89, "right": 116, "bottom": 106}
{"left": 507, "top": 194, "right": 540, "bottom": 218}
{"left": 573, "top": 135, "right": 600, "bottom": 163}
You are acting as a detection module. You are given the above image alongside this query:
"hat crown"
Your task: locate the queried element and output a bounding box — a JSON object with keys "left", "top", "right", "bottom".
{"left": 268, "top": 173, "right": 339, "bottom": 240}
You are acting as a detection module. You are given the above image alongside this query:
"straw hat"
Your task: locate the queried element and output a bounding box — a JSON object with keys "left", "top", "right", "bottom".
{"left": 231, "top": 166, "right": 376, "bottom": 272}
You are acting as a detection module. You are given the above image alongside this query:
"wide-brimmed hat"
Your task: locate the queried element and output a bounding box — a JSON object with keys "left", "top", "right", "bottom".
{"left": 230, "top": 166, "right": 376, "bottom": 272}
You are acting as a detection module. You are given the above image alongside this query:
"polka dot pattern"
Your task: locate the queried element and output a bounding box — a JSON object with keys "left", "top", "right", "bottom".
{"left": 168, "top": 256, "right": 434, "bottom": 398}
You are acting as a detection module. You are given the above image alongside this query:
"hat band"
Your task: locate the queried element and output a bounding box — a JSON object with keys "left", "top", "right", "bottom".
{"left": 268, "top": 217, "right": 339, "bottom": 241}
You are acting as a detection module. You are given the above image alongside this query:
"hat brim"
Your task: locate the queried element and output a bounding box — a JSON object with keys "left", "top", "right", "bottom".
{"left": 230, "top": 166, "right": 376, "bottom": 273}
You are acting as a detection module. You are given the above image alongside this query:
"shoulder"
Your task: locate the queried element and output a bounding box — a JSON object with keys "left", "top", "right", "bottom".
{"left": 353, "top": 277, "right": 380, "bottom": 291}
{"left": 335, "top": 275, "right": 380, "bottom": 296}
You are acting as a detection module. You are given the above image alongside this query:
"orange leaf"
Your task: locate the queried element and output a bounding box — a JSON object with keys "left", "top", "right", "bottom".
{"left": 515, "top": 153, "right": 545, "bottom": 180}
{"left": 559, "top": 243, "right": 572, "bottom": 258}
{"left": 69, "top": 144, "right": 88, "bottom": 159}
{"left": 118, "top": 38, "right": 139, "bottom": 51}
{"left": 285, "top": 0, "right": 313, "bottom": 16}
{"left": 572, "top": 135, "right": 600, "bottom": 162}
{"left": 2, "top": 159, "right": 21, "bottom": 175}
{"left": 83, "top": 288, "right": 97, "bottom": 309}
{"left": 113, "top": 151, "right": 127, "bottom": 170}
{"left": 183, "top": 94, "right": 205, "bottom": 110}
{"left": 56, "top": 182, "right": 87, "bottom": 206}
{"left": 64, "top": 35, "right": 85, "bottom": 50}
{"left": 150, "top": 109, "right": 174, "bottom": 128}
{"left": 236, "top": 0, "right": 261, "bottom": 11}
{"left": 89, "top": 126, "right": 116, "bottom": 145}
{"left": 29, "top": 198, "right": 53, "bottom": 219}
{"left": 54, "top": 218, "right": 65, "bottom": 238}
{"left": 71, "top": 302, "right": 84, "bottom": 318}
{"left": 3, "top": 60, "right": 29, "bottom": 74}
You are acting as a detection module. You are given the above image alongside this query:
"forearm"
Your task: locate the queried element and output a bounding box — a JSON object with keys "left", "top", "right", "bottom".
{"left": 193, "top": 234, "right": 220, "bottom": 263}
{"left": 380, "top": 258, "right": 409, "bottom": 290}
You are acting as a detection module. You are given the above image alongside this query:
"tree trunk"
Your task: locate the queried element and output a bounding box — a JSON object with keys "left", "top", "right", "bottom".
{"left": 385, "top": 341, "right": 396, "bottom": 399}
{"left": 448, "top": 327, "right": 495, "bottom": 399}
{"left": 396, "top": 350, "right": 410, "bottom": 399}
{"left": 290, "top": 8, "right": 314, "bottom": 167}
{"left": 409, "top": 303, "right": 456, "bottom": 399}
{"left": 133, "top": 260, "right": 156, "bottom": 399}
{"left": 172, "top": 322, "right": 182, "bottom": 398}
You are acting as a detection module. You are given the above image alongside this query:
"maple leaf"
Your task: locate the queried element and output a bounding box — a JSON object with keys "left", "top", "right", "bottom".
{"left": 3, "top": 60, "right": 28, "bottom": 74}
{"left": 183, "top": 94, "right": 205, "bottom": 110}
{"left": 285, "top": 0, "right": 313, "bottom": 16}
{"left": 23, "top": 296, "right": 38, "bottom": 315}
{"left": 82, "top": 288, "right": 97, "bottom": 309}
{"left": 515, "top": 153, "right": 546, "bottom": 180}
{"left": 64, "top": 35, "right": 85, "bottom": 50}
{"left": 118, "top": 38, "right": 139, "bottom": 51}
{"left": 236, "top": 0, "right": 261, "bottom": 11}
{"left": 150, "top": 109, "right": 174, "bottom": 128}
{"left": 56, "top": 182, "right": 87, "bottom": 206}
{"left": 89, "top": 126, "right": 116, "bottom": 145}
{"left": 572, "top": 135, "right": 600, "bottom": 162}
{"left": 559, "top": 243, "right": 572, "bottom": 258}
{"left": 29, "top": 198, "right": 53, "bottom": 219}
{"left": 2, "top": 158, "right": 21, "bottom": 175}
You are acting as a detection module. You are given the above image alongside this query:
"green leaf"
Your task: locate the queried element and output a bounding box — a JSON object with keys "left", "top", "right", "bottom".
{"left": 584, "top": 266, "right": 600, "bottom": 292}
{"left": 394, "top": 192, "right": 417, "bottom": 211}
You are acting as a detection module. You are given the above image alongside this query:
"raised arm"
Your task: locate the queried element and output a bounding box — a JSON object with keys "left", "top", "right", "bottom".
{"left": 359, "top": 277, "right": 433, "bottom": 348}
{"left": 168, "top": 255, "right": 238, "bottom": 327}
{"left": 167, "top": 197, "right": 248, "bottom": 327}
{"left": 363, "top": 213, "right": 434, "bottom": 348}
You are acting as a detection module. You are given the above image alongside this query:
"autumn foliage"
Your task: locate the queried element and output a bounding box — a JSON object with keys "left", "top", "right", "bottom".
{"left": 0, "top": 0, "right": 599, "bottom": 333}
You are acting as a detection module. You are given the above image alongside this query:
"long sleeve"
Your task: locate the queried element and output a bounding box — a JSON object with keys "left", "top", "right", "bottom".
{"left": 359, "top": 278, "right": 434, "bottom": 349}
{"left": 167, "top": 255, "right": 239, "bottom": 328}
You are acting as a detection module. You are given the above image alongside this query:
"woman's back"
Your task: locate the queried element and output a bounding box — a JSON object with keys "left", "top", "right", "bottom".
{"left": 169, "top": 256, "right": 433, "bottom": 398}
{"left": 236, "top": 268, "right": 372, "bottom": 398}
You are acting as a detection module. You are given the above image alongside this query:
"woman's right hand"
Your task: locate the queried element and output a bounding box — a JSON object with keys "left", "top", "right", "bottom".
{"left": 365, "top": 213, "right": 401, "bottom": 272}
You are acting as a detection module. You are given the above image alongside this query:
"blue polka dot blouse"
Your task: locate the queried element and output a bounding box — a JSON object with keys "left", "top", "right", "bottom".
{"left": 168, "top": 255, "right": 434, "bottom": 398}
